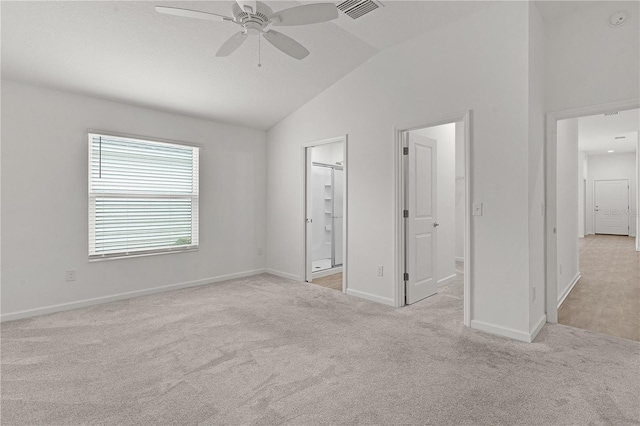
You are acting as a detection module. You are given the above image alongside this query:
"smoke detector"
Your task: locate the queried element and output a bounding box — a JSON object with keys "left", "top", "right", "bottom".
{"left": 609, "top": 11, "right": 629, "bottom": 27}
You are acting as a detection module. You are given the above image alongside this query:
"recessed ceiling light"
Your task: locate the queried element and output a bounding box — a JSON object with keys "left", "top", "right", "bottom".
{"left": 608, "top": 150, "right": 615, "bottom": 153}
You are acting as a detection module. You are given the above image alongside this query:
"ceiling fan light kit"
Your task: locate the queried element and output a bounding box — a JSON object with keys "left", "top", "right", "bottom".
{"left": 156, "top": 1, "right": 339, "bottom": 62}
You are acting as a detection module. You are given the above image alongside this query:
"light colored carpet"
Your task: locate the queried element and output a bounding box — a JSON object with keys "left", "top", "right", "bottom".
{"left": 2, "top": 272, "right": 639, "bottom": 425}
{"left": 559, "top": 234, "right": 640, "bottom": 341}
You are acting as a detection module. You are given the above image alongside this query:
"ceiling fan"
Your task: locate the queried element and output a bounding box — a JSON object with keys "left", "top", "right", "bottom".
{"left": 156, "top": 1, "right": 339, "bottom": 60}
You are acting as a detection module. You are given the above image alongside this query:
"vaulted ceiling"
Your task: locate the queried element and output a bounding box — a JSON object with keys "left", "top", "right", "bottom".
{"left": 1, "top": 1, "right": 598, "bottom": 130}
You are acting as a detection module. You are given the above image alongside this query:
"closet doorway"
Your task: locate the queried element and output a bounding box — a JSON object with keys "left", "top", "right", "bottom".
{"left": 303, "top": 136, "right": 347, "bottom": 292}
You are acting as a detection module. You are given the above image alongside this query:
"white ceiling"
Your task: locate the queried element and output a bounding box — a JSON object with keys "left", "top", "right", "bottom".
{"left": 578, "top": 108, "right": 640, "bottom": 155}
{"left": 534, "top": 0, "right": 603, "bottom": 22}
{"left": 1, "top": 1, "right": 597, "bottom": 130}
{"left": 1, "top": 1, "right": 498, "bottom": 130}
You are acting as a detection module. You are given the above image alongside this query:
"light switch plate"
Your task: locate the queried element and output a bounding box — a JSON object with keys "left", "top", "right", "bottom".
{"left": 472, "top": 202, "right": 483, "bottom": 216}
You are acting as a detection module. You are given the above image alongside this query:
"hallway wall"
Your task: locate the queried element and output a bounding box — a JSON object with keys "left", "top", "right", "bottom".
{"left": 556, "top": 118, "right": 580, "bottom": 304}
{"left": 545, "top": 1, "right": 640, "bottom": 112}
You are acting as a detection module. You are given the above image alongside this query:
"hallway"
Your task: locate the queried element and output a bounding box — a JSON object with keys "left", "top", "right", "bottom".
{"left": 559, "top": 235, "right": 640, "bottom": 341}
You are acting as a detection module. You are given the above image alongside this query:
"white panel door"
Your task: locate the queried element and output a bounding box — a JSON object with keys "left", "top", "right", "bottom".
{"left": 595, "top": 179, "right": 629, "bottom": 235}
{"left": 406, "top": 134, "right": 438, "bottom": 304}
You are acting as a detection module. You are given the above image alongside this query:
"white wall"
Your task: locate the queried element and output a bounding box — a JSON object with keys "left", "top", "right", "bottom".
{"left": 267, "top": 2, "right": 538, "bottom": 339}
{"left": 1, "top": 81, "right": 267, "bottom": 319}
{"left": 411, "top": 123, "right": 456, "bottom": 285}
{"left": 527, "top": 1, "right": 546, "bottom": 332}
{"left": 545, "top": 1, "right": 640, "bottom": 113}
{"left": 556, "top": 118, "right": 580, "bottom": 303}
{"left": 312, "top": 142, "right": 343, "bottom": 165}
{"left": 578, "top": 151, "right": 587, "bottom": 238}
{"left": 455, "top": 122, "right": 465, "bottom": 262}
{"left": 586, "top": 152, "right": 638, "bottom": 237}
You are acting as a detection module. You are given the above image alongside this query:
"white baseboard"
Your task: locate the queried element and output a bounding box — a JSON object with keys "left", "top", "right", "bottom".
{"left": 265, "top": 269, "right": 301, "bottom": 281}
{"left": 471, "top": 319, "right": 534, "bottom": 343}
{"left": 1, "top": 269, "right": 266, "bottom": 323}
{"left": 530, "top": 314, "right": 547, "bottom": 342}
{"left": 346, "top": 288, "right": 394, "bottom": 306}
{"left": 557, "top": 272, "right": 581, "bottom": 309}
{"left": 312, "top": 266, "right": 342, "bottom": 279}
{"left": 437, "top": 273, "right": 457, "bottom": 287}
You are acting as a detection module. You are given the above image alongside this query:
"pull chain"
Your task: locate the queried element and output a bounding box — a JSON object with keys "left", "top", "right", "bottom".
{"left": 258, "top": 35, "right": 262, "bottom": 68}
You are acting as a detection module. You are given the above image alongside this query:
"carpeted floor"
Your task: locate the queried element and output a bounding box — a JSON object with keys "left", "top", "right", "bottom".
{"left": 559, "top": 235, "right": 640, "bottom": 341}
{"left": 2, "top": 272, "right": 639, "bottom": 425}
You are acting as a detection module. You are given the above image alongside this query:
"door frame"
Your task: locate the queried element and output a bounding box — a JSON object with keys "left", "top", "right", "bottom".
{"left": 593, "top": 178, "right": 630, "bottom": 235}
{"left": 302, "top": 135, "right": 348, "bottom": 293}
{"left": 545, "top": 98, "right": 639, "bottom": 323}
{"left": 394, "top": 110, "right": 472, "bottom": 327}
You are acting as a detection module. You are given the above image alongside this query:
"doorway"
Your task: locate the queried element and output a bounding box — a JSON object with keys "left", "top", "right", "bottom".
{"left": 303, "top": 136, "right": 347, "bottom": 293}
{"left": 395, "top": 111, "right": 471, "bottom": 327}
{"left": 546, "top": 102, "right": 640, "bottom": 341}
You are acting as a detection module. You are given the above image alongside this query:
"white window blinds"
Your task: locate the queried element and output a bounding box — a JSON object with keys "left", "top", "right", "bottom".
{"left": 88, "top": 133, "right": 199, "bottom": 259}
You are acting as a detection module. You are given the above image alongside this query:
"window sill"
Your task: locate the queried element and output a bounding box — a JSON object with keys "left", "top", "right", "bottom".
{"left": 88, "top": 247, "right": 199, "bottom": 262}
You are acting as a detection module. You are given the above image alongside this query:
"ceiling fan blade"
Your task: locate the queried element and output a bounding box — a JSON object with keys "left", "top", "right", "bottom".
{"left": 263, "top": 30, "right": 310, "bottom": 60}
{"left": 216, "top": 32, "right": 248, "bottom": 57}
{"left": 236, "top": 0, "right": 257, "bottom": 14}
{"left": 155, "top": 6, "right": 231, "bottom": 22}
{"left": 269, "top": 3, "right": 338, "bottom": 26}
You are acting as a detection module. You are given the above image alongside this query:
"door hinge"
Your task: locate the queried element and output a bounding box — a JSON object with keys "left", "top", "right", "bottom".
{"left": 404, "top": 272, "right": 409, "bottom": 281}
{"left": 403, "top": 210, "right": 409, "bottom": 218}
{"left": 403, "top": 147, "right": 409, "bottom": 155}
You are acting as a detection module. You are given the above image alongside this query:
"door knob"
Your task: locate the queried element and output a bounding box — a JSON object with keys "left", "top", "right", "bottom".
{"left": 434, "top": 222, "right": 439, "bottom": 227}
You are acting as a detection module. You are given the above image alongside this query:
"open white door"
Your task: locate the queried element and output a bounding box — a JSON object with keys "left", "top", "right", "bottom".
{"left": 595, "top": 179, "right": 629, "bottom": 235}
{"left": 405, "top": 134, "right": 438, "bottom": 304}
{"left": 305, "top": 147, "right": 313, "bottom": 281}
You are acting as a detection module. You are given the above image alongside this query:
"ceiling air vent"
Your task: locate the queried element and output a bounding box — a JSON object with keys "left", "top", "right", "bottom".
{"left": 614, "top": 136, "right": 626, "bottom": 139}
{"left": 337, "top": 0, "right": 383, "bottom": 19}
{"left": 604, "top": 111, "right": 619, "bottom": 116}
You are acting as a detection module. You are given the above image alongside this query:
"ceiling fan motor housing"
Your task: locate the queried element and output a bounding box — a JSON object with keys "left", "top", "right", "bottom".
{"left": 233, "top": 1, "right": 272, "bottom": 34}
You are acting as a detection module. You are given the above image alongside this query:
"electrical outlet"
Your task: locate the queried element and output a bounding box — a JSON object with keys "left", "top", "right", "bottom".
{"left": 377, "top": 266, "right": 384, "bottom": 277}
{"left": 66, "top": 269, "right": 76, "bottom": 282}
{"left": 257, "top": 248, "right": 263, "bottom": 256}
{"left": 472, "top": 202, "right": 483, "bottom": 216}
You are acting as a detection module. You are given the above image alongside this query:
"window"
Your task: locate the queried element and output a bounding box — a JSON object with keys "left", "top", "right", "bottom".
{"left": 88, "top": 133, "right": 199, "bottom": 259}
